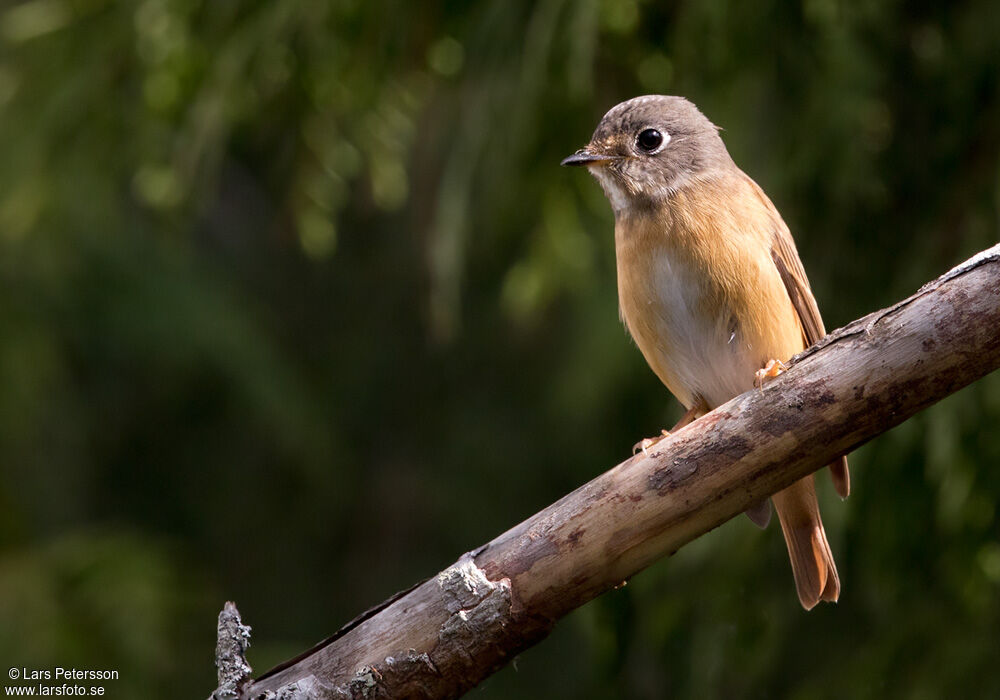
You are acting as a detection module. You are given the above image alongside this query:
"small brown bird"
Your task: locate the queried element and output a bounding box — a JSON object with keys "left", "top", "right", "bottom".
{"left": 563, "top": 95, "right": 849, "bottom": 610}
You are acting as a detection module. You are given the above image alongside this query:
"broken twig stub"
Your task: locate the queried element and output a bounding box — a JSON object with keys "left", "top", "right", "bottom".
{"left": 209, "top": 602, "right": 253, "bottom": 700}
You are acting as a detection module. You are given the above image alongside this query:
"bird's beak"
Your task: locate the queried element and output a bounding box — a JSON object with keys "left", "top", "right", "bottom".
{"left": 560, "top": 148, "right": 615, "bottom": 167}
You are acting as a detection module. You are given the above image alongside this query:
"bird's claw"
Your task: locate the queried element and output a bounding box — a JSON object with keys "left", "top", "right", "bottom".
{"left": 754, "top": 359, "right": 787, "bottom": 392}
{"left": 633, "top": 429, "right": 670, "bottom": 456}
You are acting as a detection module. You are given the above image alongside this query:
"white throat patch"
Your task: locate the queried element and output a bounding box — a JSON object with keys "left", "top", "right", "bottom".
{"left": 589, "top": 166, "right": 632, "bottom": 215}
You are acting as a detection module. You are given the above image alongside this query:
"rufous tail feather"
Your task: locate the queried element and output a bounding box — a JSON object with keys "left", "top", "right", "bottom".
{"left": 772, "top": 475, "right": 840, "bottom": 610}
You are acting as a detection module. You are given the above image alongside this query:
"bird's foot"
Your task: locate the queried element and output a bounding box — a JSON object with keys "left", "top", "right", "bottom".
{"left": 754, "top": 358, "right": 787, "bottom": 392}
{"left": 633, "top": 429, "right": 670, "bottom": 456}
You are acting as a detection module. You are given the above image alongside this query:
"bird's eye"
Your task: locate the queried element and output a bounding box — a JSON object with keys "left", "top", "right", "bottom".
{"left": 636, "top": 128, "right": 665, "bottom": 152}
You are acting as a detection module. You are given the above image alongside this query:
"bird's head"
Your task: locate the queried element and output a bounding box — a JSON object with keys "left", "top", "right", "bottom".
{"left": 562, "top": 95, "right": 732, "bottom": 215}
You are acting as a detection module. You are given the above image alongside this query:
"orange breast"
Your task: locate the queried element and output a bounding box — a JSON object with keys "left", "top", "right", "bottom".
{"left": 614, "top": 172, "right": 805, "bottom": 409}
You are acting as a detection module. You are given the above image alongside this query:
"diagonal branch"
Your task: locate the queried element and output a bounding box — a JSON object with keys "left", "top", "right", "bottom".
{"left": 230, "top": 244, "right": 1000, "bottom": 700}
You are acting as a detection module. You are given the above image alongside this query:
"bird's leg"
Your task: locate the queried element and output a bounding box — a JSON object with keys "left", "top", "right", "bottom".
{"left": 670, "top": 404, "right": 702, "bottom": 431}
{"left": 633, "top": 403, "right": 704, "bottom": 455}
{"left": 754, "top": 358, "right": 787, "bottom": 392}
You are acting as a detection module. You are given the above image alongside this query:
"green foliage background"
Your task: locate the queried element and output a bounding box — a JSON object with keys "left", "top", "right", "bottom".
{"left": 1, "top": 0, "right": 999, "bottom": 697}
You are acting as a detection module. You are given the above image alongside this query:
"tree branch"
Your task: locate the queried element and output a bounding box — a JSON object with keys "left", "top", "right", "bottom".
{"left": 233, "top": 244, "right": 1000, "bottom": 700}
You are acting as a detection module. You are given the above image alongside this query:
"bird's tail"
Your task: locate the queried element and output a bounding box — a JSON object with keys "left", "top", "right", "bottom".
{"left": 772, "top": 475, "right": 840, "bottom": 610}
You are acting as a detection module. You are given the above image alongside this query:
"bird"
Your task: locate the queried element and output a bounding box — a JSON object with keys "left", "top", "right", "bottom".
{"left": 562, "top": 95, "right": 849, "bottom": 610}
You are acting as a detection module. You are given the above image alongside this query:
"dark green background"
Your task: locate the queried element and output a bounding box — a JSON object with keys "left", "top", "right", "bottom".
{"left": 1, "top": 1, "right": 999, "bottom": 698}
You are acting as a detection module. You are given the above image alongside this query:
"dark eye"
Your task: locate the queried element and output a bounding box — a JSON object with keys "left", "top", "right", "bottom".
{"left": 636, "top": 128, "right": 664, "bottom": 152}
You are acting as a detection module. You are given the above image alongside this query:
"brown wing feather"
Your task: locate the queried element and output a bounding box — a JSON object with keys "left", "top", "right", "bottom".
{"left": 770, "top": 223, "right": 826, "bottom": 346}
{"left": 746, "top": 176, "right": 851, "bottom": 499}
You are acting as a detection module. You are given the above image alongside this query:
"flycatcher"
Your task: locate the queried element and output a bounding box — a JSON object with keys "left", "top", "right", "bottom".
{"left": 563, "top": 95, "right": 849, "bottom": 610}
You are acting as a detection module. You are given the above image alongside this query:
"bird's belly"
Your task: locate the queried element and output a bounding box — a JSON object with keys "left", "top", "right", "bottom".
{"left": 619, "top": 248, "right": 762, "bottom": 409}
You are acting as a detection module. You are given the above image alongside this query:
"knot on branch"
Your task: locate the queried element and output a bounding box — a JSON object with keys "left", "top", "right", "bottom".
{"left": 436, "top": 555, "right": 514, "bottom": 660}
{"left": 436, "top": 555, "right": 509, "bottom": 613}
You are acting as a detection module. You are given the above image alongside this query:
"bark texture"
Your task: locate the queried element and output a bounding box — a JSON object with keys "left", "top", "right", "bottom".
{"left": 210, "top": 602, "right": 253, "bottom": 700}
{"left": 239, "top": 244, "right": 1000, "bottom": 700}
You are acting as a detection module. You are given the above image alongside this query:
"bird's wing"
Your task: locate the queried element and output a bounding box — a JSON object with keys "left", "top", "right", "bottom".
{"left": 747, "top": 175, "right": 851, "bottom": 499}
{"left": 740, "top": 174, "right": 826, "bottom": 345}
{"left": 768, "top": 217, "right": 826, "bottom": 346}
